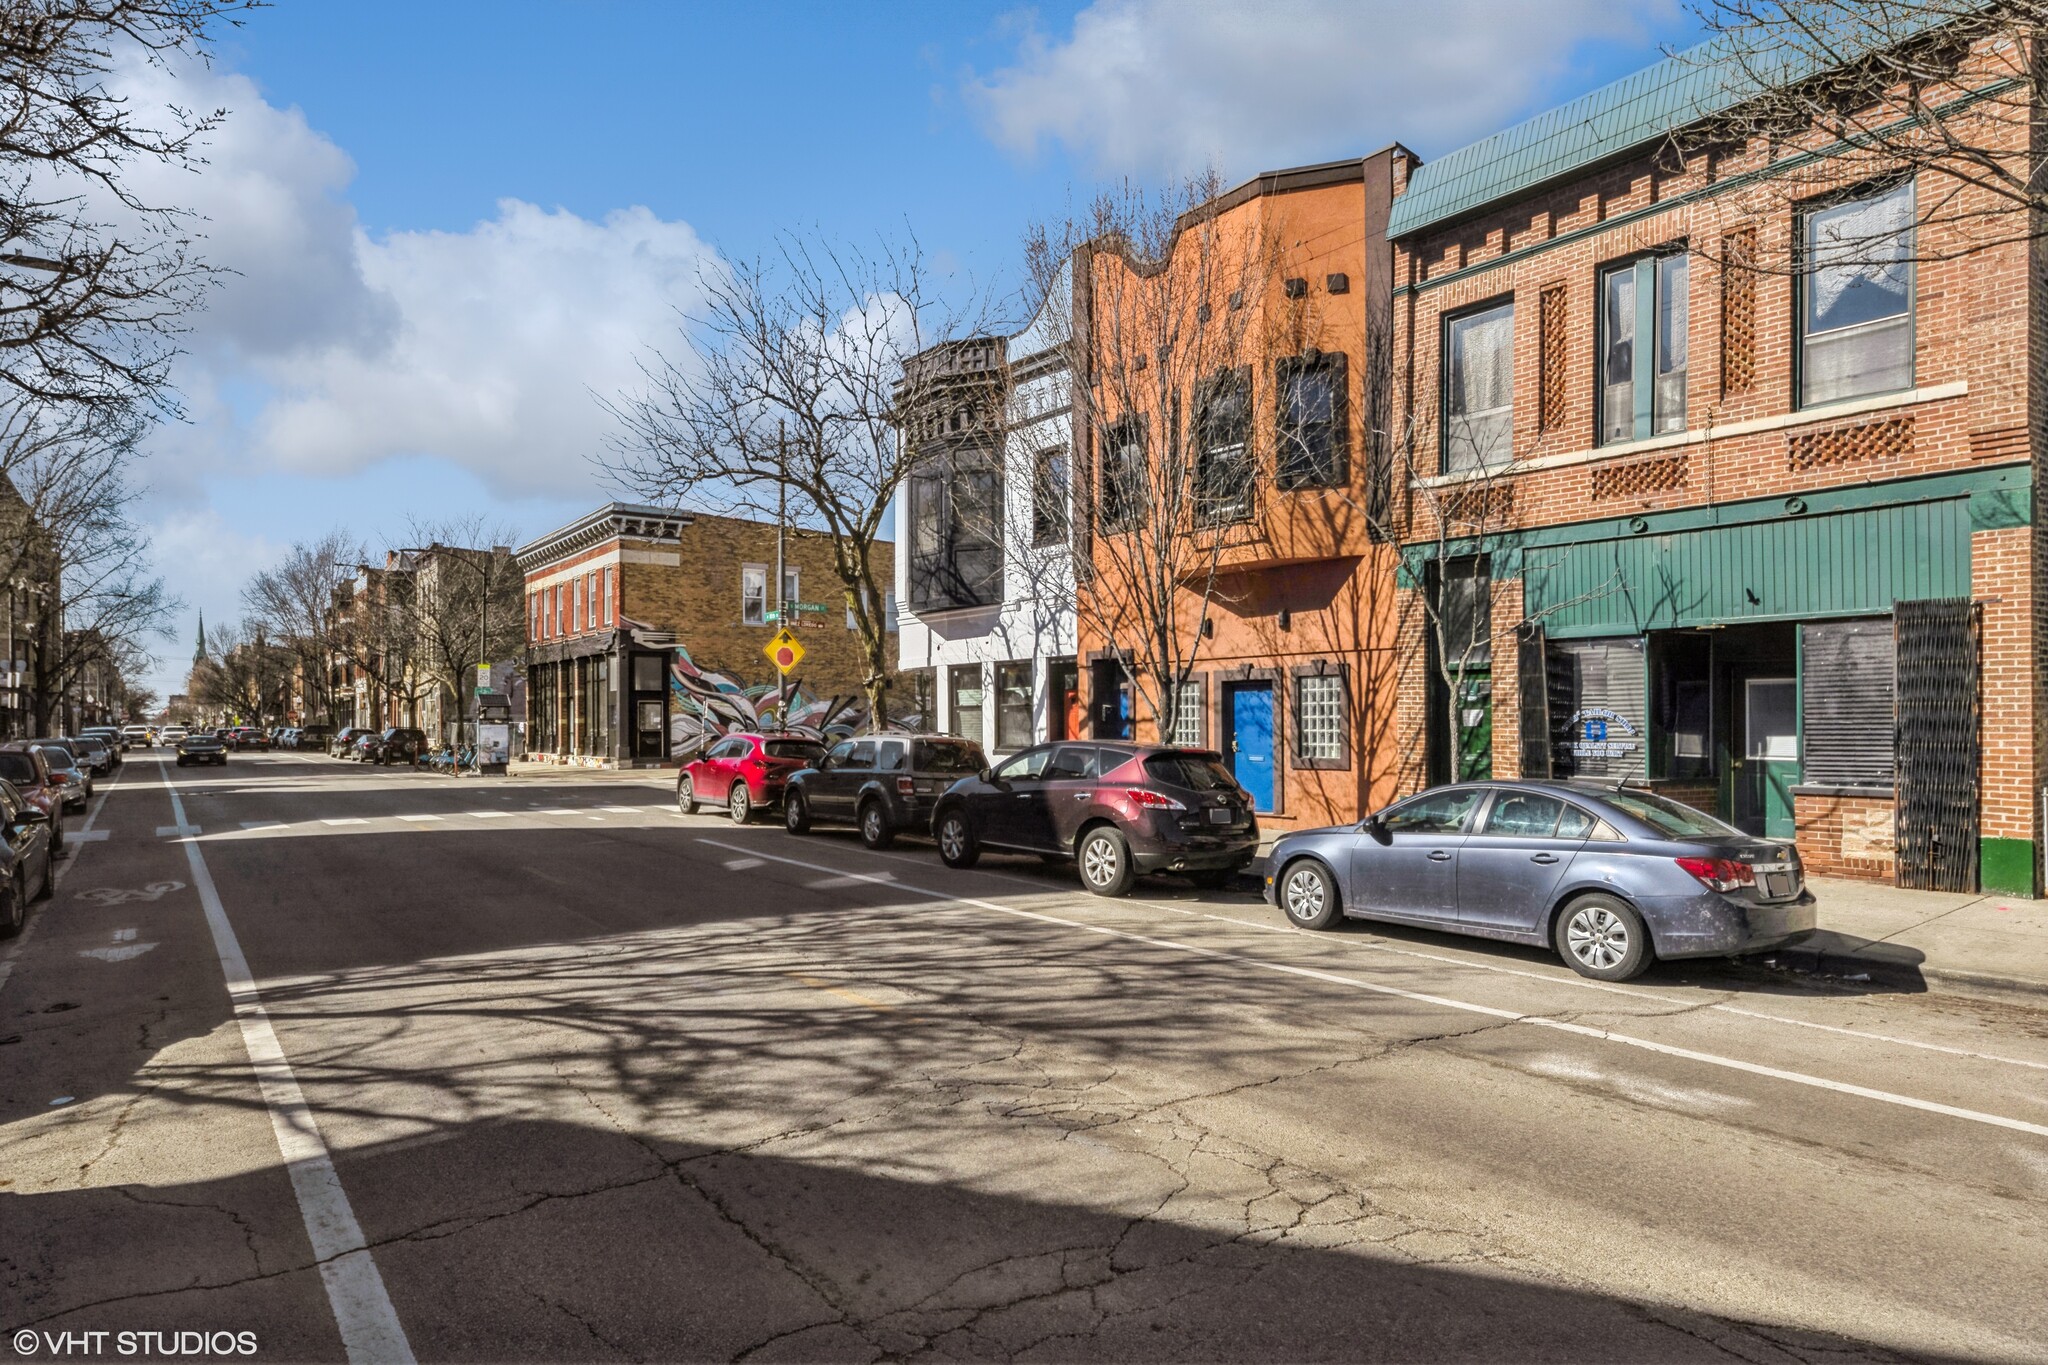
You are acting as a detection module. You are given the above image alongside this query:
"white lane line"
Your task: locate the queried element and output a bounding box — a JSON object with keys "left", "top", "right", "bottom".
{"left": 396, "top": 814, "right": 442, "bottom": 823}
{"left": 534, "top": 808, "right": 579, "bottom": 816}
{"left": 850, "top": 845, "right": 2048, "bottom": 1076}
{"left": 465, "top": 811, "right": 512, "bottom": 819}
{"left": 321, "top": 818, "right": 367, "bottom": 827}
{"left": 242, "top": 820, "right": 285, "bottom": 831}
{"left": 701, "top": 838, "right": 2048, "bottom": 1141}
{"left": 163, "top": 770, "right": 415, "bottom": 1364}
{"left": 0, "top": 774, "right": 121, "bottom": 996}
{"left": 156, "top": 824, "right": 200, "bottom": 837}
{"left": 70, "top": 828, "right": 111, "bottom": 842}
{"left": 598, "top": 805, "right": 643, "bottom": 814}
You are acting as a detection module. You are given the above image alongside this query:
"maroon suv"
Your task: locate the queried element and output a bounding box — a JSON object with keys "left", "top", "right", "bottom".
{"left": 931, "top": 743, "right": 1260, "bottom": 896}
{"left": 0, "top": 743, "right": 66, "bottom": 853}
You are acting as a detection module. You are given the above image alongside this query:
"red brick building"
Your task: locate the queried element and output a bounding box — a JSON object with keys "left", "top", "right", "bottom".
{"left": 1384, "top": 24, "right": 2042, "bottom": 893}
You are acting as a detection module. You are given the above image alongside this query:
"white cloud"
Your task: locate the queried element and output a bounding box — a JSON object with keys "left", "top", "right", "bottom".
{"left": 965, "top": 0, "right": 1672, "bottom": 179}
{"left": 118, "top": 58, "right": 720, "bottom": 501}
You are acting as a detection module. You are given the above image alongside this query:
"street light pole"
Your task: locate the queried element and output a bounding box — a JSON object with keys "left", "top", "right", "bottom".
{"left": 775, "top": 419, "right": 787, "bottom": 731}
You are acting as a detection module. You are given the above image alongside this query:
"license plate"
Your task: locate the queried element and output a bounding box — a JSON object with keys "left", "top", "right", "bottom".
{"left": 1208, "top": 807, "right": 1234, "bottom": 824}
{"left": 1764, "top": 872, "right": 1792, "bottom": 898}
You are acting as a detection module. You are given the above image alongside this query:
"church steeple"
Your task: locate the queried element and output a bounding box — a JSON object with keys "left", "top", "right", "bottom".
{"left": 194, "top": 610, "right": 207, "bottom": 664}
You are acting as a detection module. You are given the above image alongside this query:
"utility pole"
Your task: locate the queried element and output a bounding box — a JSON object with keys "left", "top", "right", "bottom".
{"left": 775, "top": 419, "right": 787, "bottom": 731}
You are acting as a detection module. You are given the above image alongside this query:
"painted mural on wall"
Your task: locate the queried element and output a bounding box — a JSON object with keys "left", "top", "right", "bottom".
{"left": 667, "top": 645, "right": 924, "bottom": 756}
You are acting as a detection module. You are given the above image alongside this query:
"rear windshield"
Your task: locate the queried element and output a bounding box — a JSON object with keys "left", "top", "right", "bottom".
{"left": 914, "top": 740, "right": 984, "bottom": 773}
{"left": 763, "top": 739, "right": 824, "bottom": 762}
{"left": 0, "top": 754, "right": 36, "bottom": 784}
{"left": 1598, "top": 790, "right": 1739, "bottom": 840}
{"left": 1143, "top": 753, "right": 1239, "bottom": 791}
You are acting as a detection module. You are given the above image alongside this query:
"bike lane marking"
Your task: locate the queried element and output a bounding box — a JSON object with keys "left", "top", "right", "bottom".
{"left": 698, "top": 837, "right": 2048, "bottom": 1142}
{"left": 160, "top": 758, "right": 415, "bottom": 1365}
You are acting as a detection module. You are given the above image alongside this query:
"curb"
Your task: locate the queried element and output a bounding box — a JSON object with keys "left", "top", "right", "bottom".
{"left": 1750, "top": 939, "right": 2048, "bottom": 1010}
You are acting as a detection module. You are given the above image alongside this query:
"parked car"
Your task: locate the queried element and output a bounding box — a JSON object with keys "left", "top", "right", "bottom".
{"left": 29, "top": 741, "right": 91, "bottom": 811}
{"left": 294, "top": 724, "right": 332, "bottom": 752}
{"left": 784, "top": 733, "right": 985, "bottom": 849}
{"left": 931, "top": 743, "right": 1260, "bottom": 897}
{"left": 122, "top": 725, "right": 153, "bottom": 748}
{"left": 364, "top": 727, "right": 427, "bottom": 765}
{"left": 0, "top": 744, "right": 66, "bottom": 852}
{"left": 65, "top": 734, "right": 116, "bottom": 776}
{"left": 0, "top": 777, "right": 55, "bottom": 936}
{"left": 330, "top": 726, "right": 372, "bottom": 757}
{"left": 676, "top": 733, "right": 826, "bottom": 823}
{"left": 81, "top": 725, "right": 128, "bottom": 756}
{"left": 1264, "top": 781, "right": 1818, "bottom": 983}
{"left": 174, "top": 732, "right": 228, "bottom": 767}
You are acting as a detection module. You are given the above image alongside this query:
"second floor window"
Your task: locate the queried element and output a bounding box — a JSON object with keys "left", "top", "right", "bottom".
{"left": 1801, "top": 179, "right": 1914, "bottom": 408}
{"left": 1444, "top": 300, "right": 1514, "bottom": 472}
{"left": 1032, "top": 446, "right": 1070, "bottom": 547}
{"left": 1600, "top": 251, "right": 1688, "bottom": 444}
{"left": 908, "top": 449, "right": 1002, "bottom": 611}
{"left": 1098, "top": 416, "right": 1146, "bottom": 533}
{"left": 741, "top": 565, "right": 768, "bottom": 625}
{"left": 1195, "top": 367, "right": 1254, "bottom": 522}
{"left": 1276, "top": 352, "right": 1346, "bottom": 489}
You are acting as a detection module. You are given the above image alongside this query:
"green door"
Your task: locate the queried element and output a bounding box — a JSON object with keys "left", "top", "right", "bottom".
{"left": 1743, "top": 677, "right": 1798, "bottom": 839}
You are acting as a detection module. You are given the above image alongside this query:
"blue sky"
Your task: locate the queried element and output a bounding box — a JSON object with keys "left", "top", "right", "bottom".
{"left": 140, "top": 0, "right": 1706, "bottom": 699}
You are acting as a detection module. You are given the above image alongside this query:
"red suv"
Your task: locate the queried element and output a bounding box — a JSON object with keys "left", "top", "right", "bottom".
{"left": 931, "top": 743, "right": 1260, "bottom": 896}
{"left": 0, "top": 743, "right": 66, "bottom": 853}
{"left": 676, "top": 733, "right": 827, "bottom": 824}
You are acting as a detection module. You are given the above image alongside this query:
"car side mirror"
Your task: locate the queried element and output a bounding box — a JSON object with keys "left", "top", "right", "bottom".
{"left": 1362, "top": 814, "right": 1391, "bottom": 844}
{"left": 978, "top": 767, "right": 995, "bottom": 784}
{"left": 13, "top": 808, "right": 47, "bottom": 826}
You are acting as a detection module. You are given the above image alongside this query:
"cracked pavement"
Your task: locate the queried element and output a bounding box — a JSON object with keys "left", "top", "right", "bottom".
{"left": 3, "top": 754, "right": 2044, "bottom": 1362}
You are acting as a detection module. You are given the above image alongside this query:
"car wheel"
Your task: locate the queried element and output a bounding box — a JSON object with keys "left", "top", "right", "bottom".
{"left": 48, "top": 815, "right": 63, "bottom": 854}
{"left": 728, "top": 782, "right": 752, "bottom": 825}
{"left": 858, "top": 799, "right": 894, "bottom": 850}
{"left": 1278, "top": 859, "right": 1341, "bottom": 930}
{"left": 1555, "top": 894, "right": 1652, "bottom": 982}
{"left": 676, "top": 773, "right": 697, "bottom": 816}
{"left": 0, "top": 869, "right": 23, "bottom": 938}
{"left": 175, "top": 757, "right": 186, "bottom": 768}
{"left": 1077, "top": 826, "right": 1137, "bottom": 897}
{"left": 784, "top": 790, "right": 811, "bottom": 834}
{"left": 936, "top": 810, "right": 979, "bottom": 869}
{"left": 35, "top": 848, "right": 53, "bottom": 900}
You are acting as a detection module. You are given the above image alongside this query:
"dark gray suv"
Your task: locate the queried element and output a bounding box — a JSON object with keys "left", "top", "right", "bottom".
{"left": 783, "top": 733, "right": 987, "bottom": 849}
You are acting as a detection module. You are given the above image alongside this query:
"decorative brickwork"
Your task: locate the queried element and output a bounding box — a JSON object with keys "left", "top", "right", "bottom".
{"left": 1539, "top": 282, "right": 1568, "bottom": 432}
{"left": 1969, "top": 424, "right": 2028, "bottom": 462}
{"left": 1720, "top": 226, "right": 1756, "bottom": 397}
{"left": 1589, "top": 452, "right": 1688, "bottom": 502}
{"left": 1441, "top": 482, "right": 1516, "bottom": 528}
{"left": 1785, "top": 416, "right": 1913, "bottom": 473}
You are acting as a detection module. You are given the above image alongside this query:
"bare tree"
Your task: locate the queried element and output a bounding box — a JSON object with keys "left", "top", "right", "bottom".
{"left": 607, "top": 230, "right": 990, "bottom": 729}
{"left": 241, "top": 529, "right": 360, "bottom": 726}
{"left": 190, "top": 616, "right": 290, "bottom": 724}
{"left": 386, "top": 520, "right": 523, "bottom": 743}
{"left": 0, "top": 398, "right": 173, "bottom": 733}
{"left": 0, "top": 0, "right": 253, "bottom": 413}
{"left": 1672, "top": 3, "right": 2042, "bottom": 268}
{"left": 1011, "top": 175, "right": 1286, "bottom": 741}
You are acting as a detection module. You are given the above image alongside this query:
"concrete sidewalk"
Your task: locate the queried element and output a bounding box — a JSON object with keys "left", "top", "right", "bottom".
{"left": 1765, "top": 876, "right": 2048, "bottom": 1006}
{"left": 504, "top": 760, "right": 674, "bottom": 784}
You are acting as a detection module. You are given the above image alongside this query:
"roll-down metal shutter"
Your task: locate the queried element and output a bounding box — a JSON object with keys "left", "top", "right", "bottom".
{"left": 1799, "top": 618, "right": 1895, "bottom": 787}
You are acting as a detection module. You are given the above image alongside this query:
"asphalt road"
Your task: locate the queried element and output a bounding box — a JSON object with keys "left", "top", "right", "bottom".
{"left": 4, "top": 752, "right": 2046, "bottom": 1363}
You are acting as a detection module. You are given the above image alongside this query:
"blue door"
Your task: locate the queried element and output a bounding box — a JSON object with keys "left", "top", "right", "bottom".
{"left": 1225, "top": 683, "right": 1275, "bottom": 812}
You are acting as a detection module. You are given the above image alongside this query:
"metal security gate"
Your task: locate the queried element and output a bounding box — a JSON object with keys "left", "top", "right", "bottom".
{"left": 1894, "top": 598, "right": 1980, "bottom": 892}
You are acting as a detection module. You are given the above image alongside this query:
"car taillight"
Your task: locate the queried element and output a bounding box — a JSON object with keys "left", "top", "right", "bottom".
{"left": 897, "top": 776, "right": 915, "bottom": 795}
{"left": 1124, "top": 787, "right": 1186, "bottom": 811}
{"left": 1674, "top": 856, "right": 1754, "bottom": 892}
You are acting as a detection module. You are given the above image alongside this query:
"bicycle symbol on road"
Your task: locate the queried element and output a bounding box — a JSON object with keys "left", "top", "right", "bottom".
{"left": 74, "top": 882, "right": 185, "bottom": 906}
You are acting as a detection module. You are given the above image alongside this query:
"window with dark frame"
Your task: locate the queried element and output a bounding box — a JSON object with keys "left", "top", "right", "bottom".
{"left": 741, "top": 564, "right": 768, "bottom": 625}
{"left": 1599, "top": 250, "right": 1688, "bottom": 445}
{"left": 1032, "top": 446, "right": 1070, "bottom": 546}
{"left": 1443, "top": 300, "right": 1514, "bottom": 472}
{"left": 1098, "top": 416, "right": 1146, "bottom": 532}
{"left": 1194, "top": 367, "right": 1254, "bottom": 522}
{"left": 1275, "top": 352, "right": 1347, "bottom": 489}
{"left": 907, "top": 445, "right": 1003, "bottom": 611}
{"left": 995, "top": 661, "right": 1033, "bottom": 750}
{"left": 949, "top": 663, "right": 985, "bottom": 742}
{"left": 1800, "top": 179, "right": 1914, "bottom": 408}
{"left": 1295, "top": 673, "right": 1345, "bottom": 764}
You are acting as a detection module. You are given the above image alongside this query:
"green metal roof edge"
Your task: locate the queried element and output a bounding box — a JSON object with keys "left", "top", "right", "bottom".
{"left": 1388, "top": 7, "right": 1978, "bottom": 240}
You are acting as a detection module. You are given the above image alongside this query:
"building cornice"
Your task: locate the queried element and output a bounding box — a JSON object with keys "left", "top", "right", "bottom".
{"left": 515, "top": 502, "right": 692, "bottom": 570}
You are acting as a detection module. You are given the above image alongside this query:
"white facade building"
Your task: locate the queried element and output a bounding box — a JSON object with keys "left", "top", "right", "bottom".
{"left": 896, "top": 269, "right": 1078, "bottom": 757}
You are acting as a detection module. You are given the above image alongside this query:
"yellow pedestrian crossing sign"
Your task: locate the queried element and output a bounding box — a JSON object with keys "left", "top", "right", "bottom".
{"left": 765, "top": 628, "right": 805, "bottom": 674}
